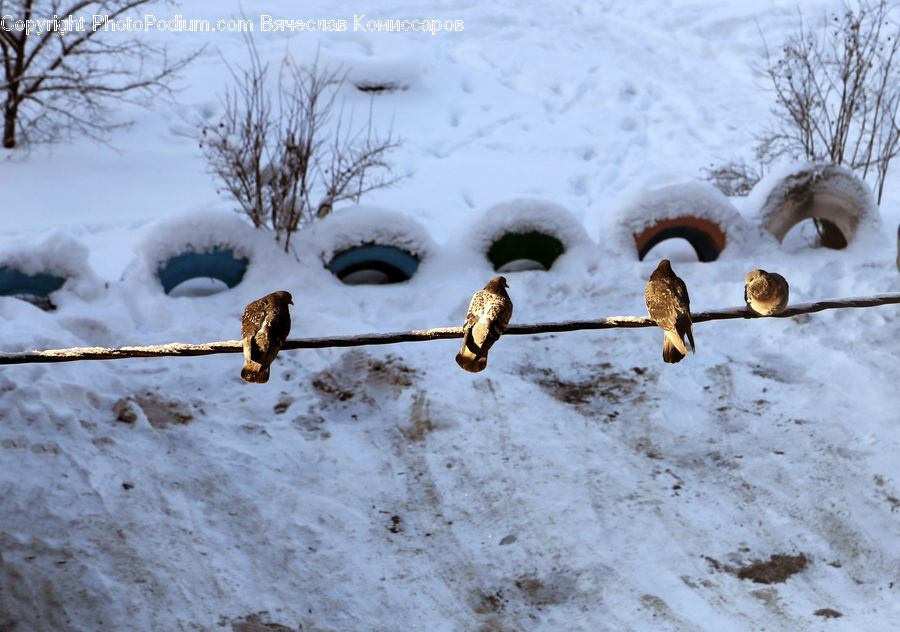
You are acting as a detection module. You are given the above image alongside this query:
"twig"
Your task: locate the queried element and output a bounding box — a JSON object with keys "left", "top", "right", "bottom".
{"left": 1, "top": 293, "right": 899, "bottom": 365}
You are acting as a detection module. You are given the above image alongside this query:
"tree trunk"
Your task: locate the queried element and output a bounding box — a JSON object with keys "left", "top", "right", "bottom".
{"left": 3, "top": 103, "right": 17, "bottom": 149}
{"left": 3, "top": 58, "right": 22, "bottom": 149}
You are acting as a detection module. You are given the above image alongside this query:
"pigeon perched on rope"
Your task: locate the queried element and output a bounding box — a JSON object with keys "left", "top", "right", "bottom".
{"left": 895, "top": 223, "right": 900, "bottom": 275}
{"left": 456, "top": 276, "right": 513, "bottom": 373}
{"left": 241, "top": 291, "right": 293, "bottom": 383}
{"left": 645, "top": 259, "right": 695, "bottom": 364}
{"left": 744, "top": 269, "right": 790, "bottom": 316}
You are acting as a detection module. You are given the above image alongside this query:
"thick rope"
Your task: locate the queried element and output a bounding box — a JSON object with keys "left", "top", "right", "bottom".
{"left": 1, "top": 293, "right": 898, "bottom": 365}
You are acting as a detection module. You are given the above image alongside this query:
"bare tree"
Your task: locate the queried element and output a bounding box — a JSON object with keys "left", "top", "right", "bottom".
{"left": 757, "top": 0, "right": 900, "bottom": 203}
{"left": 0, "top": 0, "right": 195, "bottom": 148}
{"left": 199, "top": 37, "right": 403, "bottom": 252}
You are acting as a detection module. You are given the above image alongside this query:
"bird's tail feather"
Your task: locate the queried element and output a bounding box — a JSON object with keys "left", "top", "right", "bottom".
{"left": 662, "top": 336, "right": 686, "bottom": 364}
{"left": 457, "top": 329, "right": 490, "bottom": 372}
{"left": 685, "top": 322, "right": 695, "bottom": 353}
{"left": 674, "top": 314, "right": 695, "bottom": 353}
{"left": 471, "top": 322, "right": 501, "bottom": 358}
{"left": 456, "top": 346, "right": 488, "bottom": 372}
{"left": 664, "top": 328, "right": 688, "bottom": 357}
{"left": 241, "top": 361, "right": 270, "bottom": 383}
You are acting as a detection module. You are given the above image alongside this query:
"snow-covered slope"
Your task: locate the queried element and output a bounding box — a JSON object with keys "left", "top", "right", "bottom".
{"left": 2, "top": 1, "right": 900, "bottom": 631}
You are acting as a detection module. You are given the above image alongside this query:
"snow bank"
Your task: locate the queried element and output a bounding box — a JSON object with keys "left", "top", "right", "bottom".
{"left": 298, "top": 204, "right": 436, "bottom": 267}
{"left": 126, "top": 210, "right": 270, "bottom": 294}
{"left": 339, "top": 53, "right": 420, "bottom": 92}
{"left": 744, "top": 162, "right": 883, "bottom": 252}
{"left": 0, "top": 232, "right": 104, "bottom": 304}
{"left": 605, "top": 180, "right": 765, "bottom": 260}
{"left": 453, "top": 198, "right": 596, "bottom": 273}
{"left": 310, "top": 33, "right": 421, "bottom": 94}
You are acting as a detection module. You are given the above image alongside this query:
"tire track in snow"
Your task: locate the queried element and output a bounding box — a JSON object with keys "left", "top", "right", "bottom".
{"left": 380, "top": 387, "right": 530, "bottom": 631}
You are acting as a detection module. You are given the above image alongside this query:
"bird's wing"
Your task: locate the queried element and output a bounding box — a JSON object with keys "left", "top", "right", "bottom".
{"left": 646, "top": 283, "right": 678, "bottom": 331}
{"left": 247, "top": 312, "right": 274, "bottom": 364}
{"left": 269, "top": 307, "right": 292, "bottom": 347}
{"left": 469, "top": 294, "right": 511, "bottom": 357}
{"left": 462, "top": 291, "right": 485, "bottom": 348}
{"left": 485, "top": 294, "right": 512, "bottom": 338}
{"left": 241, "top": 299, "right": 266, "bottom": 339}
{"left": 676, "top": 313, "right": 695, "bottom": 352}
{"left": 466, "top": 291, "right": 486, "bottom": 327}
{"left": 673, "top": 277, "right": 691, "bottom": 313}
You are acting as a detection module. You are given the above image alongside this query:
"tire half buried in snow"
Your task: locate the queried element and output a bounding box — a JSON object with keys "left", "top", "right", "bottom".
{"left": 328, "top": 245, "right": 420, "bottom": 284}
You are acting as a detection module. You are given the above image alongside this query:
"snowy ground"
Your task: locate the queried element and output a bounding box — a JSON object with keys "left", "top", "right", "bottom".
{"left": 2, "top": 1, "right": 900, "bottom": 630}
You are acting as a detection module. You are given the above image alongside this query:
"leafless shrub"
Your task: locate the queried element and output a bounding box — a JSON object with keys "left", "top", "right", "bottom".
{"left": 757, "top": 0, "right": 900, "bottom": 203}
{"left": 199, "top": 36, "right": 403, "bottom": 252}
{"left": 0, "top": 0, "right": 197, "bottom": 149}
{"left": 703, "top": 160, "right": 765, "bottom": 197}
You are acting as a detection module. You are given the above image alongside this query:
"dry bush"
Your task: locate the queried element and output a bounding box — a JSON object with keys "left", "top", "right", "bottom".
{"left": 757, "top": 0, "right": 900, "bottom": 203}
{"left": 199, "top": 36, "right": 403, "bottom": 252}
{"left": 702, "top": 160, "right": 765, "bottom": 197}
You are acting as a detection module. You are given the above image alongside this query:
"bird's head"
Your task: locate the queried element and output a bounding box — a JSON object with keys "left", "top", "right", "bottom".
{"left": 649, "top": 259, "right": 674, "bottom": 280}
{"left": 745, "top": 269, "right": 765, "bottom": 284}
{"left": 272, "top": 290, "right": 293, "bottom": 305}
{"left": 487, "top": 276, "right": 509, "bottom": 291}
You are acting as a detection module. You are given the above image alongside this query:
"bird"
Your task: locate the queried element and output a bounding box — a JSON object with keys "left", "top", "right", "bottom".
{"left": 456, "top": 276, "right": 513, "bottom": 373}
{"left": 241, "top": 290, "right": 293, "bottom": 383}
{"left": 896, "top": 222, "right": 900, "bottom": 275}
{"left": 744, "top": 269, "right": 790, "bottom": 316}
{"left": 645, "top": 259, "right": 695, "bottom": 364}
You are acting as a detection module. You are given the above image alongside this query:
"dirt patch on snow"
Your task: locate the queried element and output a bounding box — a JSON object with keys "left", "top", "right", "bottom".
{"left": 705, "top": 552, "right": 810, "bottom": 584}
{"left": 523, "top": 363, "right": 654, "bottom": 420}
{"left": 225, "top": 612, "right": 298, "bottom": 631}
{"left": 113, "top": 390, "right": 200, "bottom": 428}
{"left": 737, "top": 553, "right": 809, "bottom": 584}
{"left": 311, "top": 351, "right": 417, "bottom": 407}
{"left": 512, "top": 572, "right": 577, "bottom": 608}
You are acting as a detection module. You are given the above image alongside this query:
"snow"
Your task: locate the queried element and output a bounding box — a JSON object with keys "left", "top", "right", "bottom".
{"left": 132, "top": 210, "right": 260, "bottom": 271}
{"left": 744, "top": 161, "right": 884, "bottom": 253}
{"left": 459, "top": 198, "right": 594, "bottom": 248}
{"left": 322, "top": 49, "right": 421, "bottom": 92}
{"left": 127, "top": 210, "right": 297, "bottom": 296}
{"left": 300, "top": 204, "right": 436, "bottom": 265}
{"left": 606, "top": 179, "right": 768, "bottom": 259}
{"left": 2, "top": 1, "right": 900, "bottom": 631}
{"left": 450, "top": 197, "right": 599, "bottom": 275}
{"left": 0, "top": 232, "right": 105, "bottom": 303}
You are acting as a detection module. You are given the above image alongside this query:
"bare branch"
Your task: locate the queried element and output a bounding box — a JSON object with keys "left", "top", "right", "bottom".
{"left": 757, "top": 0, "right": 900, "bottom": 202}
{"left": 199, "top": 34, "right": 405, "bottom": 252}
{"left": 0, "top": 0, "right": 199, "bottom": 148}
